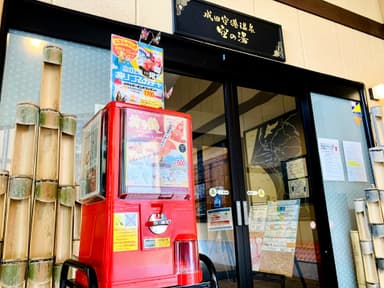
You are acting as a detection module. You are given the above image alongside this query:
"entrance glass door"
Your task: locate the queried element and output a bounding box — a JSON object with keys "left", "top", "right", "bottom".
{"left": 237, "top": 87, "right": 321, "bottom": 287}
{"left": 164, "top": 73, "right": 237, "bottom": 287}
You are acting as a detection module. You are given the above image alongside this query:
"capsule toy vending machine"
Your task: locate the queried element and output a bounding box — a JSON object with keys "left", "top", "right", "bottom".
{"left": 77, "top": 101, "right": 202, "bottom": 287}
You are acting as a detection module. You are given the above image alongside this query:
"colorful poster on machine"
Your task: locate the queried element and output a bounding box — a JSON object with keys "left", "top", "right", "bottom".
{"left": 111, "top": 34, "right": 164, "bottom": 108}
{"left": 121, "top": 107, "right": 190, "bottom": 199}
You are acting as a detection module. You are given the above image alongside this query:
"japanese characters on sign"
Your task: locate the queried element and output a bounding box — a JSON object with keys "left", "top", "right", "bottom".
{"left": 174, "top": 0, "right": 285, "bottom": 61}
{"left": 202, "top": 9, "right": 255, "bottom": 45}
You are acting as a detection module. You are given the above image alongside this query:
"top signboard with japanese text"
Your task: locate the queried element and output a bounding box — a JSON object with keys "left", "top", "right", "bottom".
{"left": 174, "top": 0, "right": 285, "bottom": 61}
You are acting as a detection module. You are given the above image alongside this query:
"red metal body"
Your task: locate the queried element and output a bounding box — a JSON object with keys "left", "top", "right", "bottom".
{"left": 78, "top": 101, "right": 202, "bottom": 287}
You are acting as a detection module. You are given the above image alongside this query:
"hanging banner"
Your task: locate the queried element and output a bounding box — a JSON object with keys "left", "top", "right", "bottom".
{"left": 111, "top": 34, "right": 164, "bottom": 108}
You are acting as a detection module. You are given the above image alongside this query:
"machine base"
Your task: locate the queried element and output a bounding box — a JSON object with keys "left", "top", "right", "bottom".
{"left": 59, "top": 254, "right": 218, "bottom": 288}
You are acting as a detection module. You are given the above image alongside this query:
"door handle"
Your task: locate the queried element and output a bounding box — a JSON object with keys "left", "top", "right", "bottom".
{"left": 236, "top": 201, "right": 242, "bottom": 226}
{"left": 242, "top": 201, "right": 249, "bottom": 226}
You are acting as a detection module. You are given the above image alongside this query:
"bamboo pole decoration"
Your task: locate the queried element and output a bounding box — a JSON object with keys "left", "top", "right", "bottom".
{"left": 360, "top": 240, "right": 379, "bottom": 285}
{"left": 366, "top": 189, "right": 384, "bottom": 224}
{"left": 72, "top": 240, "right": 80, "bottom": 260}
{"left": 29, "top": 180, "right": 58, "bottom": 259}
{"left": 379, "top": 191, "right": 384, "bottom": 223}
{"left": 372, "top": 224, "right": 384, "bottom": 259}
{"left": 369, "top": 148, "right": 384, "bottom": 190}
{"left": 11, "top": 103, "right": 39, "bottom": 177}
{"left": 0, "top": 170, "right": 9, "bottom": 242}
{"left": 59, "top": 114, "right": 77, "bottom": 186}
{"left": 52, "top": 264, "right": 62, "bottom": 288}
{"left": 371, "top": 106, "right": 384, "bottom": 146}
{"left": 2, "top": 176, "right": 32, "bottom": 260}
{"left": 355, "top": 199, "right": 372, "bottom": 241}
{"left": 73, "top": 186, "right": 81, "bottom": 241}
{"left": 27, "top": 258, "right": 53, "bottom": 288}
{"left": 0, "top": 260, "right": 27, "bottom": 287}
{"left": 377, "top": 259, "right": 384, "bottom": 288}
{"left": 366, "top": 283, "right": 380, "bottom": 288}
{"left": 351, "top": 231, "right": 367, "bottom": 288}
{"left": 35, "top": 109, "right": 60, "bottom": 181}
{"left": 39, "top": 45, "right": 62, "bottom": 111}
{"left": 54, "top": 186, "right": 75, "bottom": 264}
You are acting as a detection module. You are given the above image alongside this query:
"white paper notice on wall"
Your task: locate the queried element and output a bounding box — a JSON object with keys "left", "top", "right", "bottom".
{"left": 318, "top": 138, "right": 345, "bottom": 181}
{"left": 342, "top": 140, "right": 367, "bottom": 182}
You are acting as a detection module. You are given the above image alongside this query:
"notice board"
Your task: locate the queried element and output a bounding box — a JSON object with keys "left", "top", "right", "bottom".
{"left": 249, "top": 199, "right": 300, "bottom": 277}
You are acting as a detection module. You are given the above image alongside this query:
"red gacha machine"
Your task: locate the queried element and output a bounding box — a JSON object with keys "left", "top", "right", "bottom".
{"left": 71, "top": 101, "right": 204, "bottom": 287}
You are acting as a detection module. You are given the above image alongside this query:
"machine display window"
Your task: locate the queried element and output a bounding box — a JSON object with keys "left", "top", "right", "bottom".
{"left": 119, "top": 107, "right": 191, "bottom": 200}
{"left": 80, "top": 111, "right": 107, "bottom": 201}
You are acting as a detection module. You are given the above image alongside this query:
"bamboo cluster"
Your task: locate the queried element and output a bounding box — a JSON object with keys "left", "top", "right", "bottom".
{"left": 351, "top": 114, "right": 384, "bottom": 288}
{"left": 0, "top": 45, "right": 79, "bottom": 288}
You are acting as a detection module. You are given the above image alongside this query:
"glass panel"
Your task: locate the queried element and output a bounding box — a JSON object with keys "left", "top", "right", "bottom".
{"left": 311, "top": 93, "right": 374, "bottom": 287}
{"left": 165, "top": 75, "right": 237, "bottom": 287}
{"left": 0, "top": 30, "right": 110, "bottom": 178}
{"left": 238, "top": 87, "right": 321, "bottom": 287}
{"left": 119, "top": 106, "right": 191, "bottom": 199}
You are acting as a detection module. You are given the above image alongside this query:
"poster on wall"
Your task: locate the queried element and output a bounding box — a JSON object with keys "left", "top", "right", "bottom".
{"left": 111, "top": 34, "right": 164, "bottom": 108}
{"left": 318, "top": 138, "right": 345, "bottom": 181}
{"left": 207, "top": 207, "right": 234, "bottom": 231}
{"left": 248, "top": 203, "right": 268, "bottom": 271}
{"left": 282, "top": 156, "right": 309, "bottom": 199}
{"left": 342, "top": 140, "right": 367, "bottom": 182}
{"left": 256, "top": 199, "right": 300, "bottom": 277}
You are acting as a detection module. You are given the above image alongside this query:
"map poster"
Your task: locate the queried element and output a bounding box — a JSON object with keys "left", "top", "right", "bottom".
{"left": 111, "top": 34, "right": 164, "bottom": 108}
{"left": 244, "top": 111, "right": 305, "bottom": 200}
{"left": 258, "top": 199, "right": 300, "bottom": 277}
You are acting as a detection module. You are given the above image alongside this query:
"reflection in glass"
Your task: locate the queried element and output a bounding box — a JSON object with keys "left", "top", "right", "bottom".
{"left": 238, "top": 87, "right": 321, "bottom": 287}
{"left": 165, "top": 75, "right": 238, "bottom": 287}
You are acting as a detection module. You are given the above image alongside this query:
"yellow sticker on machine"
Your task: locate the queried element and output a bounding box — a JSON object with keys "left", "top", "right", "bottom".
{"left": 113, "top": 212, "right": 138, "bottom": 252}
{"left": 144, "top": 237, "right": 171, "bottom": 249}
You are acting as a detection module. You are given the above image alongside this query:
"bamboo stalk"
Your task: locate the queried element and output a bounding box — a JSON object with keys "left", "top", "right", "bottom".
{"left": 2, "top": 176, "right": 32, "bottom": 260}
{"left": 350, "top": 231, "right": 366, "bottom": 288}
{"left": 366, "top": 189, "right": 384, "bottom": 224}
{"left": 0, "top": 171, "right": 9, "bottom": 242}
{"left": 27, "top": 258, "right": 53, "bottom": 288}
{"left": 73, "top": 186, "right": 81, "bottom": 241}
{"left": 72, "top": 239, "right": 80, "bottom": 260}
{"left": 0, "top": 260, "right": 27, "bottom": 287}
{"left": 35, "top": 109, "right": 60, "bottom": 181}
{"left": 377, "top": 259, "right": 384, "bottom": 288}
{"left": 59, "top": 114, "right": 77, "bottom": 186}
{"left": 371, "top": 106, "right": 384, "bottom": 146}
{"left": 55, "top": 186, "right": 75, "bottom": 264}
{"left": 360, "top": 240, "right": 379, "bottom": 284}
{"left": 52, "top": 264, "right": 61, "bottom": 288}
{"left": 29, "top": 180, "right": 57, "bottom": 259}
{"left": 11, "top": 103, "right": 39, "bottom": 177}
{"left": 39, "top": 45, "right": 62, "bottom": 111}
{"left": 355, "top": 199, "right": 372, "bottom": 241}
{"left": 370, "top": 148, "right": 384, "bottom": 190}
{"left": 372, "top": 224, "right": 384, "bottom": 259}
